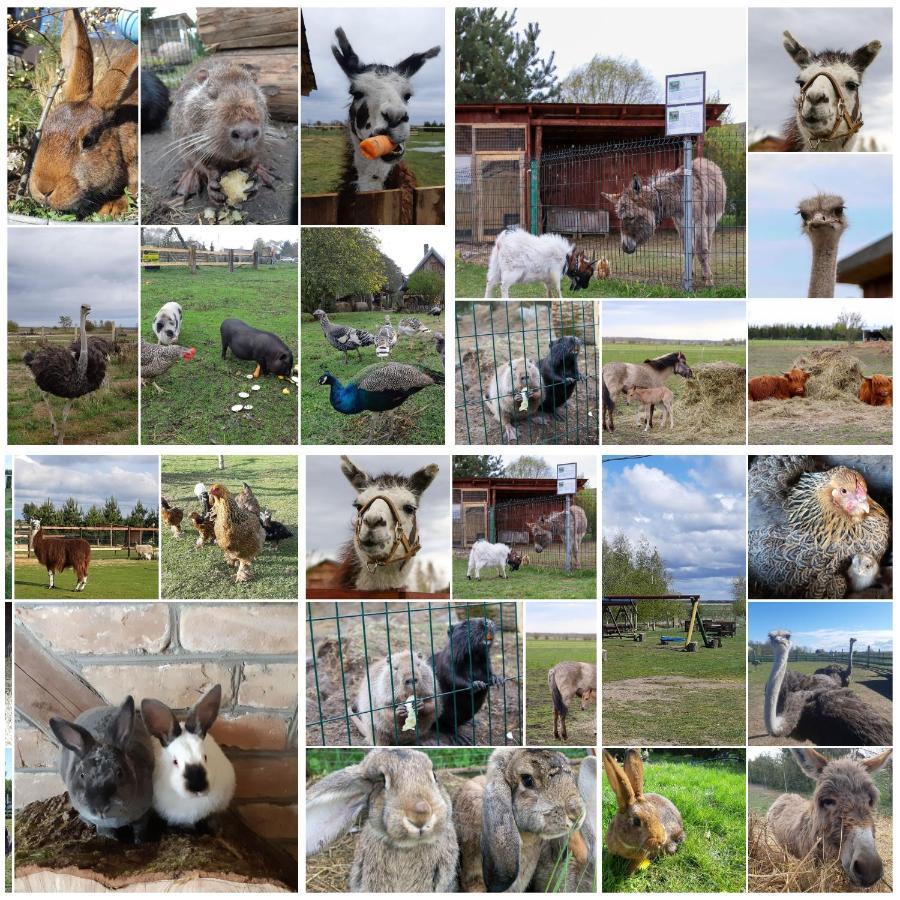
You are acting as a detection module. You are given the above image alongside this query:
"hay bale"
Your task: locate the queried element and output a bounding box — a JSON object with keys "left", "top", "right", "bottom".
{"left": 792, "top": 347, "right": 864, "bottom": 401}
{"left": 681, "top": 361, "right": 746, "bottom": 410}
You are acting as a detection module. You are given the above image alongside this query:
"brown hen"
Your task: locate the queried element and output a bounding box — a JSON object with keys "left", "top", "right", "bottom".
{"left": 161, "top": 496, "right": 184, "bottom": 539}
{"left": 209, "top": 483, "right": 265, "bottom": 582}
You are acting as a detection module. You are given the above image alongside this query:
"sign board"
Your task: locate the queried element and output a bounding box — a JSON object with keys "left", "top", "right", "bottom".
{"left": 142, "top": 249, "right": 160, "bottom": 263}
{"left": 665, "top": 71, "right": 706, "bottom": 137}
{"left": 557, "top": 462, "right": 578, "bottom": 495}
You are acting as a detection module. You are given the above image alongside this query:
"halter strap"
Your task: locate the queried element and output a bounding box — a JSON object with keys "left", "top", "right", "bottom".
{"left": 354, "top": 494, "right": 421, "bottom": 573}
{"left": 798, "top": 70, "right": 864, "bottom": 150}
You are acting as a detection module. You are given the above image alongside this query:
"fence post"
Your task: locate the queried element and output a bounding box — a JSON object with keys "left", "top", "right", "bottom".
{"left": 564, "top": 495, "right": 572, "bottom": 573}
{"left": 529, "top": 159, "right": 538, "bottom": 234}
{"left": 189, "top": 246, "right": 197, "bottom": 275}
{"left": 228, "top": 249, "right": 235, "bottom": 273}
{"left": 681, "top": 137, "right": 694, "bottom": 293}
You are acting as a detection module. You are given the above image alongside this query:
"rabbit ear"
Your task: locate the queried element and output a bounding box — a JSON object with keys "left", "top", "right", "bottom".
{"left": 108, "top": 696, "right": 136, "bottom": 748}
{"left": 60, "top": 9, "right": 93, "bottom": 102}
{"left": 50, "top": 716, "right": 95, "bottom": 758}
{"left": 623, "top": 749, "right": 645, "bottom": 799}
{"left": 93, "top": 47, "right": 138, "bottom": 113}
{"left": 186, "top": 684, "right": 222, "bottom": 737}
{"left": 602, "top": 751, "right": 635, "bottom": 812}
{"left": 306, "top": 763, "right": 375, "bottom": 856}
{"left": 482, "top": 771, "right": 521, "bottom": 892}
{"left": 141, "top": 698, "right": 180, "bottom": 746}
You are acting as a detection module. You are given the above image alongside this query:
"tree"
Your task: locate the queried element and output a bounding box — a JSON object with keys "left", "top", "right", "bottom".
{"left": 84, "top": 504, "right": 105, "bottom": 527}
{"left": 560, "top": 55, "right": 659, "bottom": 104}
{"left": 504, "top": 455, "right": 551, "bottom": 478}
{"left": 58, "top": 314, "right": 73, "bottom": 329}
{"left": 252, "top": 237, "right": 268, "bottom": 256}
{"left": 835, "top": 309, "right": 864, "bottom": 343}
{"left": 59, "top": 497, "right": 83, "bottom": 527}
{"left": 102, "top": 496, "right": 123, "bottom": 525}
{"left": 406, "top": 269, "right": 444, "bottom": 305}
{"left": 456, "top": 7, "right": 559, "bottom": 103}
{"left": 300, "top": 228, "right": 386, "bottom": 313}
{"left": 452, "top": 455, "right": 505, "bottom": 478}
{"left": 127, "top": 499, "right": 148, "bottom": 527}
{"left": 731, "top": 575, "right": 747, "bottom": 619}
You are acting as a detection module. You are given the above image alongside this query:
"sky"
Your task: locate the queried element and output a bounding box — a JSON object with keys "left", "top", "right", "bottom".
{"left": 527, "top": 601, "right": 596, "bottom": 635}
{"left": 15, "top": 455, "right": 159, "bottom": 518}
{"left": 514, "top": 7, "right": 747, "bottom": 121}
{"left": 483, "top": 451, "right": 596, "bottom": 489}
{"left": 370, "top": 226, "right": 448, "bottom": 276}
{"left": 305, "top": 454, "right": 450, "bottom": 582}
{"left": 602, "top": 455, "right": 746, "bottom": 601}
{"left": 748, "top": 299, "right": 892, "bottom": 328}
{"left": 748, "top": 7, "right": 893, "bottom": 150}
{"left": 142, "top": 226, "right": 298, "bottom": 249}
{"left": 748, "top": 154, "right": 892, "bottom": 298}
{"left": 749, "top": 601, "right": 893, "bottom": 652}
{"left": 8, "top": 230, "right": 138, "bottom": 327}
{"left": 301, "top": 8, "right": 446, "bottom": 124}
{"left": 603, "top": 300, "right": 746, "bottom": 341}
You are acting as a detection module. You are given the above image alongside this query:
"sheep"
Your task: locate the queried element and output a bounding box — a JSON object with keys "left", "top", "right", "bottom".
{"left": 29, "top": 518, "right": 91, "bottom": 591}
{"left": 466, "top": 539, "right": 522, "bottom": 580}
{"left": 133, "top": 544, "right": 156, "bottom": 560}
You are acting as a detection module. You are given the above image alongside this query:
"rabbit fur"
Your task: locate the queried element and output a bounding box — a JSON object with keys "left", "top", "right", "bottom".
{"left": 50, "top": 695, "right": 154, "bottom": 842}
{"left": 603, "top": 749, "right": 684, "bottom": 874}
{"left": 306, "top": 748, "right": 459, "bottom": 892}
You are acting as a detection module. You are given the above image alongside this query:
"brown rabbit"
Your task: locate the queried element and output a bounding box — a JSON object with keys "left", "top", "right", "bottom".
{"left": 28, "top": 9, "right": 138, "bottom": 218}
{"left": 603, "top": 749, "right": 684, "bottom": 875}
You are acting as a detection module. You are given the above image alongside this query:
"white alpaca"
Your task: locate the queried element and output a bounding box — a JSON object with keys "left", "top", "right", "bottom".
{"left": 466, "top": 540, "right": 513, "bottom": 580}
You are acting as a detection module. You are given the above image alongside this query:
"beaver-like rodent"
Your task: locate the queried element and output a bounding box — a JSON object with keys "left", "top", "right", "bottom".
{"left": 170, "top": 60, "right": 276, "bottom": 202}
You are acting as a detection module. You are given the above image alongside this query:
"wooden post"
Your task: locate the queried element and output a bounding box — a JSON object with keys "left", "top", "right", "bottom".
{"left": 111, "top": 322, "right": 116, "bottom": 345}
{"left": 252, "top": 250, "right": 259, "bottom": 269}
{"left": 228, "top": 249, "right": 235, "bottom": 273}
{"left": 189, "top": 246, "right": 197, "bottom": 275}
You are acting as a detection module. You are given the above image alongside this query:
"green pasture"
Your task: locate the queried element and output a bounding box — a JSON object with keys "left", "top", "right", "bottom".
{"left": 14, "top": 556, "right": 158, "bottom": 599}
{"left": 451, "top": 556, "right": 596, "bottom": 600}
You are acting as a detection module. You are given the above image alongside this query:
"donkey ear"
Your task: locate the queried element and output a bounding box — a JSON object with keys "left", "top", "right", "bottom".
{"left": 60, "top": 8, "right": 94, "bottom": 102}
{"left": 861, "top": 748, "right": 892, "bottom": 774}
{"left": 340, "top": 455, "right": 371, "bottom": 491}
{"left": 409, "top": 464, "right": 439, "bottom": 496}
{"left": 850, "top": 40, "right": 882, "bottom": 73}
{"left": 783, "top": 30, "right": 812, "bottom": 68}
{"left": 332, "top": 27, "right": 363, "bottom": 77}
{"left": 792, "top": 748, "right": 830, "bottom": 779}
{"left": 630, "top": 174, "right": 642, "bottom": 196}
{"left": 394, "top": 45, "right": 440, "bottom": 78}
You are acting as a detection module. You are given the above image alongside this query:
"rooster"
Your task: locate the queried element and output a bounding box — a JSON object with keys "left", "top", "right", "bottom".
{"left": 208, "top": 483, "right": 265, "bottom": 582}
{"left": 749, "top": 456, "right": 890, "bottom": 598}
{"left": 161, "top": 496, "right": 184, "bottom": 539}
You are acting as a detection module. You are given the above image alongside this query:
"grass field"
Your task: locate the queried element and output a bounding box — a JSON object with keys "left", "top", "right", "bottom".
{"left": 526, "top": 638, "right": 596, "bottom": 745}
{"left": 602, "top": 341, "right": 746, "bottom": 445}
{"left": 451, "top": 556, "right": 597, "bottom": 600}
{"left": 7, "top": 332, "right": 138, "bottom": 445}
{"left": 301, "top": 310, "right": 444, "bottom": 445}
{"left": 602, "top": 625, "right": 746, "bottom": 746}
{"left": 6, "top": 480, "right": 11, "bottom": 597}
{"left": 14, "top": 556, "right": 158, "bottom": 599}
{"left": 5, "top": 816, "right": 10, "bottom": 890}
{"left": 141, "top": 267, "right": 298, "bottom": 445}
{"left": 748, "top": 340, "right": 892, "bottom": 445}
{"left": 602, "top": 753, "right": 746, "bottom": 892}
{"left": 301, "top": 128, "right": 445, "bottom": 194}
{"left": 161, "top": 455, "right": 298, "bottom": 600}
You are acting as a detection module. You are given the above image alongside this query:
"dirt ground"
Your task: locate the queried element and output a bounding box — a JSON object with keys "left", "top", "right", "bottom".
{"left": 306, "top": 602, "right": 523, "bottom": 747}
{"left": 140, "top": 121, "right": 297, "bottom": 224}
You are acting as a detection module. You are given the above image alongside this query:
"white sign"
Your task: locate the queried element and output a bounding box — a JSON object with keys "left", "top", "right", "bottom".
{"left": 666, "top": 103, "right": 705, "bottom": 136}
{"left": 557, "top": 462, "right": 577, "bottom": 495}
{"left": 557, "top": 479, "right": 577, "bottom": 495}
{"left": 556, "top": 463, "right": 577, "bottom": 480}
{"left": 666, "top": 72, "right": 705, "bottom": 106}
{"left": 665, "top": 70, "right": 706, "bottom": 136}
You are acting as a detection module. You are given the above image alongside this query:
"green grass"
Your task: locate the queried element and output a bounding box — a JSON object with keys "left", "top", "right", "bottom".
{"left": 526, "top": 638, "right": 596, "bottom": 745}
{"left": 301, "top": 311, "right": 444, "bottom": 445}
{"left": 604, "top": 342, "right": 746, "bottom": 368}
{"left": 14, "top": 557, "right": 158, "bottom": 599}
{"left": 602, "top": 754, "right": 746, "bottom": 892}
{"left": 141, "top": 267, "right": 298, "bottom": 445}
{"left": 301, "top": 128, "right": 445, "bottom": 194}
{"left": 747, "top": 784, "right": 782, "bottom": 815}
{"left": 6, "top": 481, "right": 12, "bottom": 597}
{"left": 161, "top": 455, "right": 297, "bottom": 600}
{"left": 5, "top": 816, "right": 10, "bottom": 890}
{"left": 747, "top": 339, "right": 893, "bottom": 377}
{"left": 452, "top": 556, "right": 597, "bottom": 600}
{"left": 602, "top": 626, "right": 746, "bottom": 746}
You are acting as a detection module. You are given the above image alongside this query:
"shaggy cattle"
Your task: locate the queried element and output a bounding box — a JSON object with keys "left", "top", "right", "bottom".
{"left": 748, "top": 368, "right": 810, "bottom": 401}
{"left": 859, "top": 374, "right": 892, "bottom": 406}
{"left": 466, "top": 540, "right": 522, "bottom": 580}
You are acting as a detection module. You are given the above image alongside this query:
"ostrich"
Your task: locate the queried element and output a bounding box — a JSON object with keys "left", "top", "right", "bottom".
{"left": 764, "top": 630, "right": 892, "bottom": 745}
{"left": 23, "top": 304, "right": 106, "bottom": 444}
{"left": 798, "top": 194, "right": 847, "bottom": 297}
{"left": 814, "top": 637, "right": 857, "bottom": 687}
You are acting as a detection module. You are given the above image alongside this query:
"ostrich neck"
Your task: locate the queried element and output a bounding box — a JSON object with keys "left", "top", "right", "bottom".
{"left": 764, "top": 647, "right": 789, "bottom": 736}
{"left": 807, "top": 238, "right": 842, "bottom": 298}
{"left": 77, "top": 315, "right": 89, "bottom": 379}
{"left": 847, "top": 642, "right": 855, "bottom": 676}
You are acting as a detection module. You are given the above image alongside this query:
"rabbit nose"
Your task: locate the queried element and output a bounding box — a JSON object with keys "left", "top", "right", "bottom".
{"left": 407, "top": 801, "right": 432, "bottom": 828}
{"left": 230, "top": 122, "right": 261, "bottom": 145}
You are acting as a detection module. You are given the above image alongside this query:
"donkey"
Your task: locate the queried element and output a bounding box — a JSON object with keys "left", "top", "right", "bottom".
{"left": 782, "top": 30, "right": 882, "bottom": 152}
{"left": 603, "top": 352, "right": 693, "bottom": 427}
{"left": 767, "top": 748, "right": 892, "bottom": 889}
{"left": 527, "top": 505, "right": 588, "bottom": 569}
{"left": 602, "top": 157, "right": 726, "bottom": 287}
{"left": 548, "top": 661, "right": 597, "bottom": 740}
{"left": 333, "top": 455, "right": 439, "bottom": 592}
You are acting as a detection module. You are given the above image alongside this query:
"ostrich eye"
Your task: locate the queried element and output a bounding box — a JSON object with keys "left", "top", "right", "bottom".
{"left": 521, "top": 774, "right": 535, "bottom": 789}
{"left": 799, "top": 211, "right": 810, "bottom": 222}
{"left": 833, "top": 207, "right": 845, "bottom": 217}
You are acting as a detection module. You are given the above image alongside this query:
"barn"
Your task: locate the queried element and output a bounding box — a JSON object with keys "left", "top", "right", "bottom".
{"left": 838, "top": 235, "right": 893, "bottom": 298}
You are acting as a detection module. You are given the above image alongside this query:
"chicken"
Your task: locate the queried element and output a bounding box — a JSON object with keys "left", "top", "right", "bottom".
{"left": 140, "top": 340, "right": 196, "bottom": 393}
{"left": 749, "top": 456, "right": 890, "bottom": 598}
{"left": 189, "top": 511, "right": 217, "bottom": 547}
{"left": 161, "top": 496, "right": 184, "bottom": 539}
{"left": 208, "top": 483, "right": 265, "bottom": 582}
{"left": 236, "top": 481, "right": 261, "bottom": 518}
{"left": 260, "top": 508, "right": 293, "bottom": 550}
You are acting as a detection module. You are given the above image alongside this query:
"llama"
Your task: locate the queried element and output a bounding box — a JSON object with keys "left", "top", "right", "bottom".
{"left": 767, "top": 748, "right": 892, "bottom": 889}
{"left": 332, "top": 455, "right": 439, "bottom": 592}
{"left": 602, "top": 158, "right": 726, "bottom": 287}
{"left": 625, "top": 384, "right": 674, "bottom": 431}
{"left": 30, "top": 518, "right": 91, "bottom": 591}
{"left": 484, "top": 228, "right": 596, "bottom": 298}
{"left": 782, "top": 31, "right": 882, "bottom": 152}
{"left": 799, "top": 194, "right": 848, "bottom": 297}
{"left": 527, "top": 505, "right": 588, "bottom": 569}
{"left": 466, "top": 540, "right": 522, "bottom": 580}
{"left": 548, "top": 661, "right": 597, "bottom": 741}
{"left": 331, "top": 28, "right": 440, "bottom": 225}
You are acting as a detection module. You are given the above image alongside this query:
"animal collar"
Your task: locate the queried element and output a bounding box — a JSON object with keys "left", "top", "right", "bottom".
{"left": 354, "top": 494, "right": 421, "bottom": 573}
{"left": 798, "top": 70, "right": 863, "bottom": 150}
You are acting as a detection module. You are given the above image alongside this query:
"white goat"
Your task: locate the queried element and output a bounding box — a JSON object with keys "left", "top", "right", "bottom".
{"left": 467, "top": 540, "right": 515, "bottom": 580}
{"left": 485, "top": 229, "right": 579, "bottom": 298}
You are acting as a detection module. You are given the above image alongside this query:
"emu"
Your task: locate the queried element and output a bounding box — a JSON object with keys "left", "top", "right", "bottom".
{"left": 30, "top": 518, "right": 91, "bottom": 591}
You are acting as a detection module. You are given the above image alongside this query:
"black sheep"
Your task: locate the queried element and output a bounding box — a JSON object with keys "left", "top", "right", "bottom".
{"left": 538, "top": 336, "right": 584, "bottom": 419}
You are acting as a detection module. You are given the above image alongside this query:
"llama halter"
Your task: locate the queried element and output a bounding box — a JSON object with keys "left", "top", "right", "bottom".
{"left": 798, "top": 70, "right": 864, "bottom": 150}
{"left": 354, "top": 494, "right": 421, "bottom": 572}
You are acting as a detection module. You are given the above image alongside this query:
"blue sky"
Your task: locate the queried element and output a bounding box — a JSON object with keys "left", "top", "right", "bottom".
{"left": 602, "top": 455, "right": 746, "bottom": 601}
{"left": 4, "top": 747, "right": 11, "bottom": 777}
{"left": 603, "top": 300, "right": 746, "bottom": 342}
{"left": 527, "top": 601, "right": 595, "bottom": 635}
{"left": 749, "top": 601, "right": 892, "bottom": 651}
{"left": 748, "top": 154, "right": 892, "bottom": 298}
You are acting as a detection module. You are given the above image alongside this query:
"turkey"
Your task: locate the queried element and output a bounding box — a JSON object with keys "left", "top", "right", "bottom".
{"left": 312, "top": 309, "right": 374, "bottom": 364}
{"left": 397, "top": 316, "right": 430, "bottom": 336}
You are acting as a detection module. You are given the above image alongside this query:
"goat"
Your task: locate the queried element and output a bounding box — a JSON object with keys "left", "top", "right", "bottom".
{"left": 626, "top": 384, "right": 674, "bottom": 431}
{"left": 466, "top": 539, "right": 521, "bottom": 580}
{"left": 548, "top": 661, "right": 597, "bottom": 741}
{"left": 30, "top": 518, "right": 91, "bottom": 591}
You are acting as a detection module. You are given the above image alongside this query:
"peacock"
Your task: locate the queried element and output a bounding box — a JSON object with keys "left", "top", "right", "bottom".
{"left": 318, "top": 363, "right": 444, "bottom": 414}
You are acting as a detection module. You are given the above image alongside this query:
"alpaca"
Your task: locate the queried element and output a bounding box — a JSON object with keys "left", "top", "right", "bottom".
{"left": 331, "top": 28, "right": 440, "bottom": 225}
{"left": 814, "top": 637, "right": 856, "bottom": 687}
{"left": 767, "top": 748, "right": 892, "bottom": 889}
{"left": 798, "top": 194, "right": 847, "bottom": 297}
{"left": 332, "top": 455, "right": 439, "bottom": 592}
{"left": 782, "top": 30, "right": 882, "bottom": 152}
{"left": 30, "top": 518, "right": 91, "bottom": 591}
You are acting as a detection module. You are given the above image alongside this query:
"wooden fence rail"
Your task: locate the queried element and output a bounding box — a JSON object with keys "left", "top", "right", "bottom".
{"left": 305, "top": 588, "right": 450, "bottom": 600}
{"left": 301, "top": 186, "right": 444, "bottom": 225}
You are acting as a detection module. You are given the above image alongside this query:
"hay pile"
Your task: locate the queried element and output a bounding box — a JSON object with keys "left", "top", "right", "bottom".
{"left": 678, "top": 361, "right": 746, "bottom": 432}
{"left": 792, "top": 347, "right": 864, "bottom": 400}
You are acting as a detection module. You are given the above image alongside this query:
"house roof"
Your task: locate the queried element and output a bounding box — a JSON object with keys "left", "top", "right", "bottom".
{"left": 837, "top": 235, "right": 892, "bottom": 285}
{"left": 410, "top": 246, "right": 445, "bottom": 277}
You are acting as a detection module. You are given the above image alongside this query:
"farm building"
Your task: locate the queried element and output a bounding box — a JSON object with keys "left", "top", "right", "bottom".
{"left": 409, "top": 244, "right": 446, "bottom": 278}
{"left": 139, "top": 12, "right": 195, "bottom": 58}
{"left": 301, "top": 13, "right": 316, "bottom": 95}
{"left": 838, "top": 235, "right": 893, "bottom": 298}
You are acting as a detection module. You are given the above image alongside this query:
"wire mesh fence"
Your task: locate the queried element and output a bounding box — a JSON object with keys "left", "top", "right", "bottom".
{"left": 306, "top": 601, "right": 522, "bottom": 747}
{"left": 140, "top": 13, "right": 202, "bottom": 89}
{"left": 455, "top": 301, "right": 599, "bottom": 445}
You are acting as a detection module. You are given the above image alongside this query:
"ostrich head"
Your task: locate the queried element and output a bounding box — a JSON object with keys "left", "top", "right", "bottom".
{"left": 798, "top": 194, "right": 847, "bottom": 245}
{"left": 331, "top": 27, "right": 440, "bottom": 162}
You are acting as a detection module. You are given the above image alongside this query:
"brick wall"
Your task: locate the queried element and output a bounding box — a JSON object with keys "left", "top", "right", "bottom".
{"left": 14, "top": 602, "right": 298, "bottom": 857}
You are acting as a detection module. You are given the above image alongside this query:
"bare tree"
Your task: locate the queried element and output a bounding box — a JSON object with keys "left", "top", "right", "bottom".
{"left": 560, "top": 55, "right": 660, "bottom": 104}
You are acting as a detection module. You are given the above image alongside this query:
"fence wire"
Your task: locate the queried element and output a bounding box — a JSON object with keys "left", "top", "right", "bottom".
{"left": 455, "top": 301, "right": 599, "bottom": 445}
{"left": 306, "top": 602, "right": 522, "bottom": 747}
{"left": 141, "top": 14, "right": 202, "bottom": 89}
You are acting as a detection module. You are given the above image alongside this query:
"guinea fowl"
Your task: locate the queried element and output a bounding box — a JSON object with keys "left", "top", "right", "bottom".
{"left": 814, "top": 637, "right": 857, "bottom": 687}
{"left": 318, "top": 363, "right": 444, "bottom": 414}
{"left": 140, "top": 340, "right": 195, "bottom": 393}
{"left": 749, "top": 456, "right": 889, "bottom": 598}
{"left": 312, "top": 309, "right": 374, "bottom": 363}
{"left": 23, "top": 304, "right": 106, "bottom": 444}
{"left": 374, "top": 316, "right": 397, "bottom": 358}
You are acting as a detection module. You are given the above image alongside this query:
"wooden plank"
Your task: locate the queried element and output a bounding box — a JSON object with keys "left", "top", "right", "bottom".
{"left": 305, "top": 588, "right": 451, "bottom": 599}
{"left": 196, "top": 8, "right": 298, "bottom": 49}
{"left": 209, "top": 47, "right": 298, "bottom": 122}
{"left": 354, "top": 189, "right": 402, "bottom": 225}
{"left": 301, "top": 193, "right": 339, "bottom": 225}
{"left": 414, "top": 186, "right": 445, "bottom": 225}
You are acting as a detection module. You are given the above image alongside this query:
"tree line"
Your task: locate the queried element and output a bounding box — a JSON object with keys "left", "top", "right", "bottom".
{"left": 750, "top": 312, "right": 891, "bottom": 342}
{"left": 20, "top": 496, "right": 158, "bottom": 528}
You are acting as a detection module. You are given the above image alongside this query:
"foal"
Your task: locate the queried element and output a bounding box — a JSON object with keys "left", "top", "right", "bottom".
{"left": 626, "top": 384, "right": 674, "bottom": 431}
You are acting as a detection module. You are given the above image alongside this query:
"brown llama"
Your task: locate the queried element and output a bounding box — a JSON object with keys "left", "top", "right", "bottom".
{"left": 548, "top": 661, "right": 597, "bottom": 740}
{"left": 30, "top": 518, "right": 91, "bottom": 591}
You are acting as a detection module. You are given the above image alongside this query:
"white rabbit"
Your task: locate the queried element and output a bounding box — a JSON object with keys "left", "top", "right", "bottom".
{"left": 141, "top": 684, "right": 235, "bottom": 831}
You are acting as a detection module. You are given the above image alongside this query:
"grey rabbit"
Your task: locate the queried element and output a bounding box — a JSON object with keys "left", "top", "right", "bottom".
{"left": 50, "top": 696, "right": 155, "bottom": 842}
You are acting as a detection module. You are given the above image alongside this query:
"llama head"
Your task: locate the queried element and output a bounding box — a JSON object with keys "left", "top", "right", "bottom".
{"left": 340, "top": 455, "right": 438, "bottom": 565}
{"left": 332, "top": 27, "right": 440, "bottom": 159}
{"left": 783, "top": 31, "right": 881, "bottom": 143}
{"left": 602, "top": 175, "right": 658, "bottom": 254}
{"left": 30, "top": 518, "right": 41, "bottom": 534}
